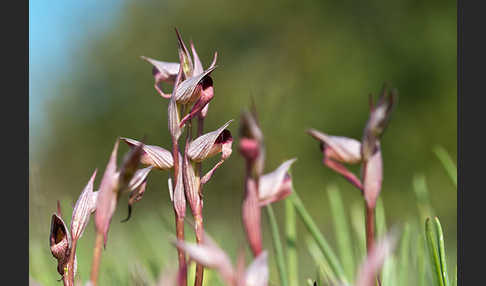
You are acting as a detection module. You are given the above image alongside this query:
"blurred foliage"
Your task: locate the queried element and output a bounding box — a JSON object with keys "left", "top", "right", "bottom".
{"left": 29, "top": 0, "right": 456, "bottom": 284}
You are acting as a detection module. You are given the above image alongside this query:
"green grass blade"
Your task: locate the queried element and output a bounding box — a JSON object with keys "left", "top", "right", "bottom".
{"left": 413, "top": 174, "right": 434, "bottom": 222}
{"left": 433, "top": 146, "right": 457, "bottom": 187}
{"left": 290, "top": 192, "right": 347, "bottom": 283}
{"left": 398, "top": 223, "right": 411, "bottom": 286}
{"left": 433, "top": 217, "right": 449, "bottom": 286}
{"left": 425, "top": 218, "right": 445, "bottom": 286}
{"left": 416, "top": 226, "right": 427, "bottom": 286}
{"left": 285, "top": 198, "right": 299, "bottom": 286}
{"left": 376, "top": 198, "right": 387, "bottom": 238}
{"left": 266, "top": 205, "right": 289, "bottom": 286}
{"left": 350, "top": 202, "right": 366, "bottom": 259}
{"left": 452, "top": 266, "right": 457, "bottom": 286}
{"left": 305, "top": 236, "right": 337, "bottom": 284}
{"left": 327, "top": 185, "right": 355, "bottom": 280}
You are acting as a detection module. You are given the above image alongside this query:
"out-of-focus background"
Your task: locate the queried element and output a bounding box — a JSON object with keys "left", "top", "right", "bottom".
{"left": 30, "top": 0, "right": 456, "bottom": 285}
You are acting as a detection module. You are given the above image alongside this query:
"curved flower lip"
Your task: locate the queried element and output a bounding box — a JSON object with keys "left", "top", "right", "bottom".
{"left": 174, "top": 65, "right": 217, "bottom": 104}
{"left": 307, "top": 129, "right": 362, "bottom": 164}
{"left": 49, "top": 213, "right": 72, "bottom": 275}
{"left": 121, "top": 138, "right": 174, "bottom": 170}
{"left": 187, "top": 120, "right": 233, "bottom": 162}
{"left": 258, "top": 158, "right": 297, "bottom": 206}
{"left": 70, "top": 169, "right": 98, "bottom": 241}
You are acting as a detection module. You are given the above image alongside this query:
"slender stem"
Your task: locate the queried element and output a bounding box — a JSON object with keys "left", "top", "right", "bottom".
{"left": 171, "top": 136, "right": 187, "bottom": 286}
{"left": 285, "top": 198, "right": 298, "bottom": 286}
{"left": 90, "top": 231, "right": 104, "bottom": 286}
{"left": 65, "top": 239, "right": 77, "bottom": 286}
{"left": 365, "top": 203, "right": 379, "bottom": 285}
{"left": 194, "top": 213, "right": 205, "bottom": 286}
{"left": 266, "top": 205, "right": 289, "bottom": 286}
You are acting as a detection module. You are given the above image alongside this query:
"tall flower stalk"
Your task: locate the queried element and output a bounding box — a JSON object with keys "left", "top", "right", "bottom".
{"left": 308, "top": 84, "right": 397, "bottom": 284}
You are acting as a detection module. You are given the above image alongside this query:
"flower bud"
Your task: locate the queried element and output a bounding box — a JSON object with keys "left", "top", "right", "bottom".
{"left": 242, "top": 179, "right": 262, "bottom": 257}
{"left": 182, "top": 152, "right": 200, "bottom": 214}
{"left": 362, "top": 145, "right": 383, "bottom": 209}
{"left": 175, "top": 28, "right": 194, "bottom": 78}
{"left": 173, "top": 153, "right": 186, "bottom": 219}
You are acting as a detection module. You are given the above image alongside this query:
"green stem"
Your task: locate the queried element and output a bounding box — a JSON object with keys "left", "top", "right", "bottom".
{"left": 266, "top": 205, "right": 289, "bottom": 286}
{"left": 290, "top": 192, "right": 347, "bottom": 283}
{"left": 285, "top": 199, "right": 298, "bottom": 286}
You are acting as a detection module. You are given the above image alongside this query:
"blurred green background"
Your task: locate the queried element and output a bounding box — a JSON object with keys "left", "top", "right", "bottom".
{"left": 29, "top": 0, "right": 456, "bottom": 285}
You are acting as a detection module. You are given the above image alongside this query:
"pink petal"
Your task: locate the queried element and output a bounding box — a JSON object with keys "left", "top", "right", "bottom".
{"left": 258, "top": 159, "right": 297, "bottom": 206}
{"left": 307, "top": 129, "right": 362, "bottom": 164}
{"left": 243, "top": 251, "right": 269, "bottom": 286}
{"left": 362, "top": 147, "right": 383, "bottom": 209}
{"left": 242, "top": 179, "right": 262, "bottom": 257}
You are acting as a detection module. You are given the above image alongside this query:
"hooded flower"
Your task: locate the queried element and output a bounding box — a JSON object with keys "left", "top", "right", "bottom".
{"left": 187, "top": 120, "right": 234, "bottom": 184}
{"left": 121, "top": 138, "right": 174, "bottom": 170}
{"left": 175, "top": 233, "right": 269, "bottom": 286}
{"left": 257, "top": 158, "right": 296, "bottom": 206}
{"left": 140, "top": 56, "right": 180, "bottom": 98}
{"left": 70, "top": 169, "right": 98, "bottom": 241}
{"left": 122, "top": 166, "right": 154, "bottom": 222}
{"left": 49, "top": 212, "right": 73, "bottom": 276}
{"left": 307, "top": 129, "right": 364, "bottom": 191}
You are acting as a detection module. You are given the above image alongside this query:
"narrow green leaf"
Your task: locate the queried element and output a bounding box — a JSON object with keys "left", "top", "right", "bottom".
{"left": 376, "top": 197, "right": 387, "bottom": 238}
{"left": 452, "top": 265, "right": 457, "bottom": 286}
{"left": 398, "top": 223, "right": 411, "bottom": 286}
{"left": 327, "top": 185, "right": 355, "bottom": 280}
{"left": 350, "top": 201, "right": 366, "bottom": 259}
{"left": 416, "top": 227, "right": 427, "bottom": 286}
{"left": 413, "top": 174, "right": 434, "bottom": 222}
{"left": 266, "top": 205, "right": 289, "bottom": 286}
{"left": 433, "top": 146, "right": 457, "bottom": 187}
{"left": 305, "top": 236, "right": 336, "bottom": 284}
{"left": 285, "top": 198, "right": 299, "bottom": 286}
{"left": 290, "top": 192, "right": 347, "bottom": 283}
{"left": 425, "top": 218, "right": 445, "bottom": 286}
{"left": 433, "top": 217, "right": 449, "bottom": 286}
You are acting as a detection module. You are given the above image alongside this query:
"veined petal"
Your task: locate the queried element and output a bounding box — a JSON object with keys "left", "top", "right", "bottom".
{"left": 173, "top": 153, "right": 186, "bottom": 218}
{"left": 187, "top": 120, "right": 233, "bottom": 162}
{"left": 190, "top": 41, "right": 203, "bottom": 76}
{"left": 362, "top": 146, "right": 383, "bottom": 209}
{"left": 243, "top": 251, "right": 269, "bottom": 286}
{"left": 70, "top": 169, "right": 98, "bottom": 241}
{"left": 121, "top": 138, "right": 174, "bottom": 170}
{"left": 175, "top": 28, "right": 194, "bottom": 78}
{"left": 258, "top": 158, "right": 297, "bottom": 206}
{"left": 174, "top": 66, "right": 217, "bottom": 104}
{"left": 307, "top": 129, "right": 362, "bottom": 164}
{"left": 168, "top": 95, "right": 183, "bottom": 140}
{"left": 182, "top": 152, "right": 200, "bottom": 214}
{"left": 94, "top": 140, "right": 120, "bottom": 246}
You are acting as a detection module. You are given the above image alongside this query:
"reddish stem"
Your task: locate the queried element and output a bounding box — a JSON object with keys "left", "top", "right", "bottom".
{"left": 64, "top": 239, "right": 77, "bottom": 286}
{"left": 194, "top": 213, "right": 205, "bottom": 286}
